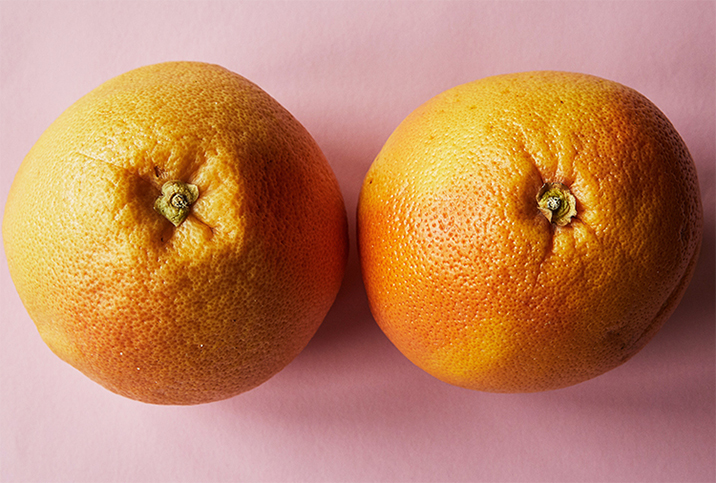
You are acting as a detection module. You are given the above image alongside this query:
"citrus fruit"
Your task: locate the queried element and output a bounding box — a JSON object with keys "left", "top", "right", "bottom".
{"left": 357, "top": 71, "right": 702, "bottom": 392}
{"left": 3, "top": 62, "right": 349, "bottom": 405}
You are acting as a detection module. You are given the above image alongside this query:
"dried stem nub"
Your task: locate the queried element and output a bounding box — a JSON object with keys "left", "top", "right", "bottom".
{"left": 537, "top": 183, "right": 577, "bottom": 227}
{"left": 154, "top": 180, "right": 199, "bottom": 227}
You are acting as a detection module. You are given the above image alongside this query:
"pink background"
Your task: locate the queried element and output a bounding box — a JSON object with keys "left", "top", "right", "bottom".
{"left": 1, "top": 1, "right": 714, "bottom": 482}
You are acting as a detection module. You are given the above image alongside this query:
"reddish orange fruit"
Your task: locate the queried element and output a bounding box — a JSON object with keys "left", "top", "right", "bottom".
{"left": 358, "top": 71, "right": 702, "bottom": 392}
{"left": 3, "top": 62, "right": 349, "bottom": 404}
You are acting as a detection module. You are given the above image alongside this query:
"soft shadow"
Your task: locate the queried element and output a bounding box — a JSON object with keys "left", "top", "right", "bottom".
{"left": 301, "top": 120, "right": 388, "bottom": 352}
{"left": 308, "top": 248, "right": 376, "bottom": 350}
{"left": 653, "top": 182, "right": 715, "bottom": 347}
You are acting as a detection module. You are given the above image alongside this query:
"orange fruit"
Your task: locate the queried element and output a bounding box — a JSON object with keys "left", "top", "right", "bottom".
{"left": 3, "top": 62, "right": 348, "bottom": 405}
{"left": 357, "top": 71, "right": 702, "bottom": 392}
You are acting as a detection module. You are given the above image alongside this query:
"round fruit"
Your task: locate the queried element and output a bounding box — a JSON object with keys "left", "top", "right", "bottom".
{"left": 357, "top": 71, "right": 702, "bottom": 393}
{"left": 3, "top": 62, "right": 348, "bottom": 405}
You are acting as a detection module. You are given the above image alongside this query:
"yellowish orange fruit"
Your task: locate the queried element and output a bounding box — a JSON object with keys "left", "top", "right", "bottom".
{"left": 358, "top": 71, "right": 702, "bottom": 392}
{"left": 3, "top": 62, "right": 348, "bottom": 405}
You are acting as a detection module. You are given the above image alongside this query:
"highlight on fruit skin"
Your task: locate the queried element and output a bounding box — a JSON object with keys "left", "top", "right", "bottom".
{"left": 2, "top": 62, "right": 349, "bottom": 405}
{"left": 357, "top": 71, "right": 703, "bottom": 393}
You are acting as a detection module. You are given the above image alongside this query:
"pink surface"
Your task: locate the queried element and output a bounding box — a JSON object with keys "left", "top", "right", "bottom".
{"left": 1, "top": 1, "right": 714, "bottom": 482}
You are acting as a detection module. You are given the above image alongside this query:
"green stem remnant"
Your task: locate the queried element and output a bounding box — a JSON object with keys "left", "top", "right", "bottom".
{"left": 154, "top": 180, "right": 199, "bottom": 226}
{"left": 537, "top": 182, "right": 577, "bottom": 227}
